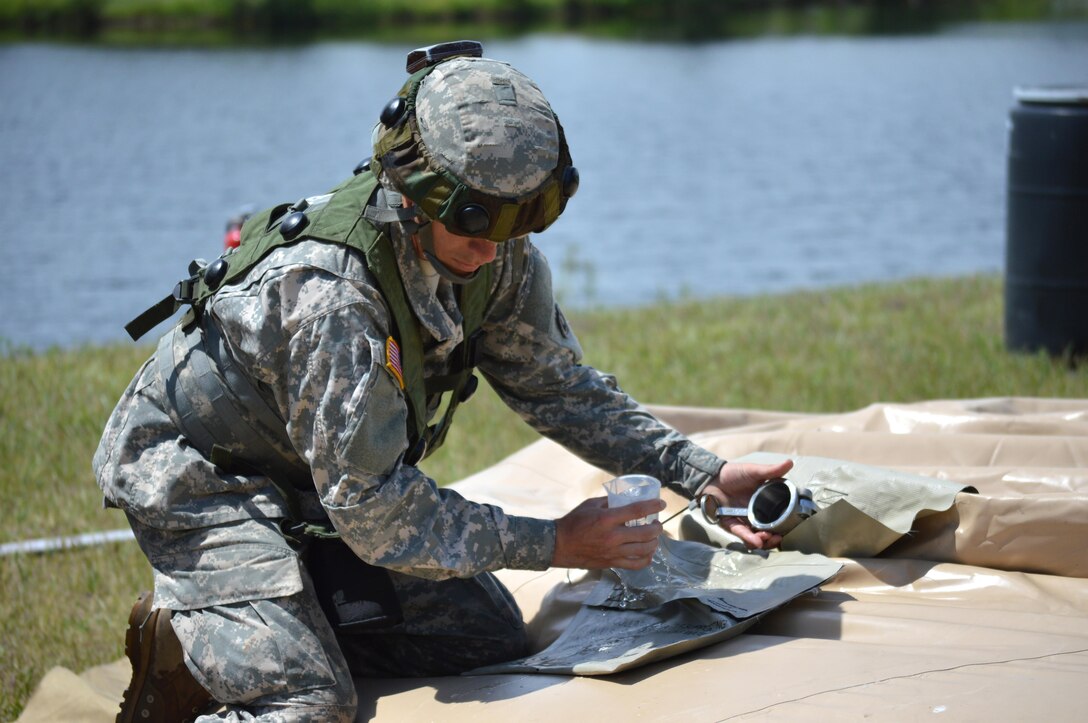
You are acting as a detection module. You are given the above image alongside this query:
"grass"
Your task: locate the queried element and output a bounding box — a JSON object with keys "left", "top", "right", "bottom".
{"left": 2, "top": 0, "right": 1082, "bottom": 43}
{"left": 2, "top": 274, "right": 1086, "bottom": 718}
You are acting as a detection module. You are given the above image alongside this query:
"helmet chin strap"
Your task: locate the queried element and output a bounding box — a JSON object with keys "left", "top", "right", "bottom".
{"left": 364, "top": 184, "right": 480, "bottom": 285}
{"left": 416, "top": 222, "right": 480, "bottom": 285}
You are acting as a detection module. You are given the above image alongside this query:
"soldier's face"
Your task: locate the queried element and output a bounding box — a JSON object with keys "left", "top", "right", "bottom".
{"left": 428, "top": 220, "right": 498, "bottom": 275}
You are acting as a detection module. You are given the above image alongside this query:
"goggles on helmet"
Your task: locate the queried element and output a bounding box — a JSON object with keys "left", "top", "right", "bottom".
{"left": 372, "top": 44, "right": 579, "bottom": 243}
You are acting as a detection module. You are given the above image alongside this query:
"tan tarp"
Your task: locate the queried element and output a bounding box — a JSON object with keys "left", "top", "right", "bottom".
{"left": 18, "top": 398, "right": 1088, "bottom": 721}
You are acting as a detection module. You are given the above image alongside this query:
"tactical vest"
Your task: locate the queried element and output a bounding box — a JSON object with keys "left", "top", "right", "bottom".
{"left": 127, "top": 169, "right": 500, "bottom": 500}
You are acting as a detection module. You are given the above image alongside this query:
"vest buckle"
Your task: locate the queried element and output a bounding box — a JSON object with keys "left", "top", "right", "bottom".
{"left": 172, "top": 278, "right": 196, "bottom": 305}
{"left": 404, "top": 436, "right": 428, "bottom": 466}
{"left": 459, "top": 373, "right": 479, "bottom": 402}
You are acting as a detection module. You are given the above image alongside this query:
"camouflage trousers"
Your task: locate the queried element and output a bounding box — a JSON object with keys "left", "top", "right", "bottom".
{"left": 127, "top": 516, "right": 529, "bottom": 722}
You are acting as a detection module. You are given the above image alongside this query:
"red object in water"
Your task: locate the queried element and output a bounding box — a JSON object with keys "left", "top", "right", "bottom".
{"left": 224, "top": 225, "right": 242, "bottom": 249}
{"left": 223, "top": 206, "right": 255, "bottom": 250}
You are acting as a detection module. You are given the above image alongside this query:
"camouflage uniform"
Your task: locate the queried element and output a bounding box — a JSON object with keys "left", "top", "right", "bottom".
{"left": 95, "top": 56, "right": 725, "bottom": 722}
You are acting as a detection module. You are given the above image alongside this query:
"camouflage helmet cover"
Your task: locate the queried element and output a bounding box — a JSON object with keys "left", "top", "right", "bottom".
{"left": 373, "top": 56, "right": 578, "bottom": 242}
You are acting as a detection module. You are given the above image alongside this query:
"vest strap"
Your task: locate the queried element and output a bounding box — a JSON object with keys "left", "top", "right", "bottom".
{"left": 363, "top": 204, "right": 419, "bottom": 225}
{"left": 125, "top": 294, "right": 178, "bottom": 342}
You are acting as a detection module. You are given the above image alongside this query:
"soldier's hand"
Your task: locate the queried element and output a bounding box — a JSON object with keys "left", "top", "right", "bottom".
{"left": 704, "top": 458, "right": 795, "bottom": 550}
{"left": 551, "top": 496, "right": 666, "bottom": 570}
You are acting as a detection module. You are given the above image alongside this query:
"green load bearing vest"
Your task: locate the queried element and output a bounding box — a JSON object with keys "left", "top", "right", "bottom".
{"left": 127, "top": 168, "right": 508, "bottom": 502}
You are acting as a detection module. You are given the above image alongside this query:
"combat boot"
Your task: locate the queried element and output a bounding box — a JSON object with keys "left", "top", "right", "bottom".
{"left": 117, "top": 590, "right": 216, "bottom": 723}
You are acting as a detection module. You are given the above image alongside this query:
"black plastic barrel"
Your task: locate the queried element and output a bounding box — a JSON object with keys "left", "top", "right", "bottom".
{"left": 1005, "top": 85, "right": 1088, "bottom": 357}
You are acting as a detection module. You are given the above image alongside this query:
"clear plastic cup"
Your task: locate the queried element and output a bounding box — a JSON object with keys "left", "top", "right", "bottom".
{"left": 603, "top": 474, "right": 661, "bottom": 526}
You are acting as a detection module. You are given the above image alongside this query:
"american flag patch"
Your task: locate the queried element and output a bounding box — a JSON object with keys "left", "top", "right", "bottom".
{"left": 385, "top": 336, "right": 405, "bottom": 389}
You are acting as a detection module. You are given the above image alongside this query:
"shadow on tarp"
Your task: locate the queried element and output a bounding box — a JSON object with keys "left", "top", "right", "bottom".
{"left": 354, "top": 672, "right": 569, "bottom": 720}
{"left": 353, "top": 609, "right": 801, "bottom": 720}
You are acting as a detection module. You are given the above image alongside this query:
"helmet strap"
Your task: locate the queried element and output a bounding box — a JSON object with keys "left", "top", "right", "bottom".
{"left": 416, "top": 222, "right": 480, "bottom": 285}
{"left": 369, "top": 180, "right": 479, "bottom": 284}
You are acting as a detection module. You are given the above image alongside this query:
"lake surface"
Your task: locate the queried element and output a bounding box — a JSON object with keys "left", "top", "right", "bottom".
{"left": 1, "top": 23, "right": 1086, "bottom": 350}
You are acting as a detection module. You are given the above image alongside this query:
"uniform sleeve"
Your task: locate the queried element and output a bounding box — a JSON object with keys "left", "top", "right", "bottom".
{"left": 480, "top": 240, "right": 725, "bottom": 498}
{"left": 266, "top": 262, "right": 555, "bottom": 580}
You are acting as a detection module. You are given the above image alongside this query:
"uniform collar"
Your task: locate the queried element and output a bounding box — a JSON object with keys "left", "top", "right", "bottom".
{"left": 389, "top": 223, "right": 464, "bottom": 353}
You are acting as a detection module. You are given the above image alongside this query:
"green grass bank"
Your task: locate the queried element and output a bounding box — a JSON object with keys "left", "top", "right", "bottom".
{"left": 2, "top": 274, "right": 1086, "bottom": 718}
{"left": 2, "top": 0, "right": 1082, "bottom": 43}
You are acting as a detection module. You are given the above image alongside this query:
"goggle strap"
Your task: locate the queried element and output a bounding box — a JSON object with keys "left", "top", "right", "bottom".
{"left": 542, "top": 182, "right": 562, "bottom": 227}
{"left": 492, "top": 202, "right": 520, "bottom": 241}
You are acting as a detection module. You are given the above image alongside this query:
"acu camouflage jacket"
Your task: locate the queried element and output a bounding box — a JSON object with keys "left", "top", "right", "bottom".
{"left": 93, "top": 185, "right": 724, "bottom": 609}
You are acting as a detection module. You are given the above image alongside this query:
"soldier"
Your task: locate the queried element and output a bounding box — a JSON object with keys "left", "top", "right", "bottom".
{"left": 95, "top": 41, "right": 792, "bottom": 722}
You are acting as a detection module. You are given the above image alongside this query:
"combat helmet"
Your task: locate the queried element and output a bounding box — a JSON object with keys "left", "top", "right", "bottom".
{"left": 370, "top": 41, "right": 579, "bottom": 247}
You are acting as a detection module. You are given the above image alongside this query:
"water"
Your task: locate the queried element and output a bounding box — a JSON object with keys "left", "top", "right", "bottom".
{"left": 1, "top": 24, "right": 1086, "bottom": 350}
